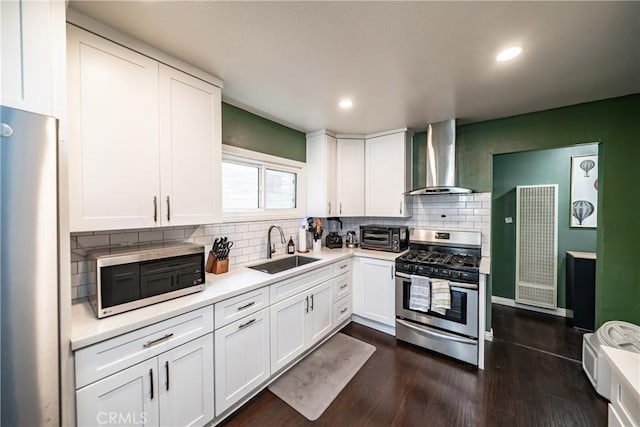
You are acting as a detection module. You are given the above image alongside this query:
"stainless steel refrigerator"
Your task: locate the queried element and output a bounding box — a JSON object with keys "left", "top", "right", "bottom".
{"left": 1, "top": 105, "right": 59, "bottom": 425}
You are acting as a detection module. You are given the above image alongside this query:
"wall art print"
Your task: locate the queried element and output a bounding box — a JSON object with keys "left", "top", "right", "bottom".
{"left": 570, "top": 154, "right": 598, "bottom": 228}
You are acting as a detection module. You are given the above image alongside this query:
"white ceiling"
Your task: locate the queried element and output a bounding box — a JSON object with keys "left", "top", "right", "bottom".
{"left": 69, "top": 1, "right": 640, "bottom": 134}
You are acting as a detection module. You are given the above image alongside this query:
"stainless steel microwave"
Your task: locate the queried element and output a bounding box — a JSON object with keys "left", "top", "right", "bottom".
{"left": 87, "top": 243, "right": 205, "bottom": 318}
{"left": 359, "top": 225, "right": 409, "bottom": 252}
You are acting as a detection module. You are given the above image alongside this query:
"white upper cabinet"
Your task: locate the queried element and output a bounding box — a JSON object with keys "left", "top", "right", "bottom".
{"left": 335, "top": 137, "right": 365, "bottom": 216}
{"left": 159, "top": 64, "right": 222, "bottom": 226}
{"left": 365, "top": 129, "right": 413, "bottom": 217}
{"left": 306, "top": 130, "right": 337, "bottom": 217}
{"left": 67, "top": 25, "right": 222, "bottom": 232}
{"left": 1, "top": 0, "right": 65, "bottom": 117}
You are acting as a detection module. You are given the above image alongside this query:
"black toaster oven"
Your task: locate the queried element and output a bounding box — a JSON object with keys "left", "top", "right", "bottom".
{"left": 360, "top": 225, "right": 409, "bottom": 252}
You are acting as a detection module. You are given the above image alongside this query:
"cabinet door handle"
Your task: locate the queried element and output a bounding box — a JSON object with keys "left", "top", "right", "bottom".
{"left": 165, "top": 361, "right": 170, "bottom": 391}
{"left": 166, "top": 196, "right": 171, "bottom": 221}
{"left": 340, "top": 202, "right": 342, "bottom": 214}
{"left": 305, "top": 296, "right": 309, "bottom": 313}
{"left": 153, "top": 196, "right": 158, "bottom": 222}
{"left": 310, "top": 294, "right": 314, "bottom": 311}
{"left": 328, "top": 202, "right": 332, "bottom": 215}
{"left": 391, "top": 266, "right": 394, "bottom": 279}
{"left": 237, "top": 301, "right": 255, "bottom": 311}
{"left": 399, "top": 202, "right": 402, "bottom": 215}
{"left": 149, "top": 368, "right": 154, "bottom": 400}
{"left": 239, "top": 318, "right": 256, "bottom": 329}
{"left": 143, "top": 333, "right": 174, "bottom": 348}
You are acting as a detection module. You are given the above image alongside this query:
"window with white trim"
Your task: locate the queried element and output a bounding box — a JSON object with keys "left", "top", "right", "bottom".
{"left": 222, "top": 145, "right": 305, "bottom": 219}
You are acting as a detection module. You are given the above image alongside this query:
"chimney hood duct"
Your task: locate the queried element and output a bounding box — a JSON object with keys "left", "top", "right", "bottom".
{"left": 409, "top": 119, "right": 472, "bottom": 195}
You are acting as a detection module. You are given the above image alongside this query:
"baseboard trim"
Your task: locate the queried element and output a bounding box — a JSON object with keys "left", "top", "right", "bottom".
{"left": 484, "top": 329, "right": 494, "bottom": 342}
{"left": 351, "top": 314, "right": 396, "bottom": 336}
{"left": 492, "top": 296, "right": 573, "bottom": 318}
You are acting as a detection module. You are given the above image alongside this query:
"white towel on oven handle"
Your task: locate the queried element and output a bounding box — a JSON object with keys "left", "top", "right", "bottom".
{"left": 430, "top": 279, "right": 451, "bottom": 315}
{"left": 409, "top": 275, "right": 430, "bottom": 313}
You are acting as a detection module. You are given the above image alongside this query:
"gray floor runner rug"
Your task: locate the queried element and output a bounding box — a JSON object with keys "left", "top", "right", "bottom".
{"left": 268, "top": 332, "right": 376, "bottom": 421}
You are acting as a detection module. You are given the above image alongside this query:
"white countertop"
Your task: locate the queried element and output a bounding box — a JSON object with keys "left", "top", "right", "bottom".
{"left": 71, "top": 247, "right": 405, "bottom": 351}
{"left": 566, "top": 251, "right": 596, "bottom": 260}
{"left": 601, "top": 345, "right": 640, "bottom": 398}
{"left": 480, "top": 257, "right": 490, "bottom": 275}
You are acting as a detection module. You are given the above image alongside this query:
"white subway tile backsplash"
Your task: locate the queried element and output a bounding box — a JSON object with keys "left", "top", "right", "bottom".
{"left": 76, "top": 234, "right": 110, "bottom": 248}
{"left": 70, "top": 194, "right": 492, "bottom": 303}
{"left": 139, "top": 230, "right": 163, "bottom": 242}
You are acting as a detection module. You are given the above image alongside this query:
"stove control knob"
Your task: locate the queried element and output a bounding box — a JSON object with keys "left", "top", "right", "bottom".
{"left": 450, "top": 271, "right": 461, "bottom": 280}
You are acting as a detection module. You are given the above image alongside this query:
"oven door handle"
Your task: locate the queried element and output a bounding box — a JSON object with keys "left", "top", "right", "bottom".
{"left": 396, "top": 319, "right": 477, "bottom": 345}
{"left": 394, "top": 272, "right": 478, "bottom": 290}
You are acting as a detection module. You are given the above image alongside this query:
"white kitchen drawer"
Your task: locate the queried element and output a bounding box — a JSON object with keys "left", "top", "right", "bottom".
{"left": 75, "top": 306, "right": 214, "bottom": 388}
{"left": 333, "top": 294, "right": 352, "bottom": 326}
{"left": 610, "top": 369, "right": 639, "bottom": 427}
{"left": 270, "top": 264, "right": 333, "bottom": 304}
{"left": 333, "top": 272, "right": 351, "bottom": 300}
{"left": 215, "top": 287, "right": 269, "bottom": 329}
{"left": 334, "top": 259, "right": 351, "bottom": 275}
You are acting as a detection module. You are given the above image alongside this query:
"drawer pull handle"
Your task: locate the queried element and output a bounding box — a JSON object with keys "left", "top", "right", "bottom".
{"left": 340, "top": 283, "right": 348, "bottom": 289}
{"left": 339, "top": 264, "right": 348, "bottom": 270}
{"left": 340, "top": 307, "right": 348, "bottom": 314}
{"left": 239, "top": 318, "right": 256, "bottom": 329}
{"left": 143, "top": 333, "right": 174, "bottom": 348}
{"left": 149, "top": 368, "right": 154, "bottom": 400}
{"left": 237, "top": 301, "right": 255, "bottom": 311}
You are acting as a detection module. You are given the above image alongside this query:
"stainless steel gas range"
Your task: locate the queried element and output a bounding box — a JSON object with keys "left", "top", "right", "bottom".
{"left": 395, "top": 229, "right": 481, "bottom": 366}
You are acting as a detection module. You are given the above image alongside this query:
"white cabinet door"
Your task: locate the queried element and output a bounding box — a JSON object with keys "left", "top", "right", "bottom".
{"left": 214, "top": 309, "right": 270, "bottom": 416}
{"left": 67, "top": 25, "right": 160, "bottom": 232}
{"left": 305, "top": 131, "right": 337, "bottom": 217}
{"left": 76, "top": 357, "right": 159, "bottom": 427}
{"left": 1, "top": 0, "right": 64, "bottom": 116}
{"left": 270, "top": 292, "right": 308, "bottom": 373}
{"left": 336, "top": 138, "right": 365, "bottom": 216}
{"left": 159, "top": 64, "right": 221, "bottom": 227}
{"left": 308, "top": 281, "right": 334, "bottom": 345}
{"left": 158, "top": 334, "right": 214, "bottom": 427}
{"left": 358, "top": 258, "right": 396, "bottom": 326}
{"left": 365, "top": 131, "right": 411, "bottom": 217}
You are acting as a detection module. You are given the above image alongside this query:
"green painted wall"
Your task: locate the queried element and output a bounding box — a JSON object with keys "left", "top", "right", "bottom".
{"left": 492, "top": 145, "right": 598, "bottom": 309}
{"left": 455, "top": 94, "right": 640, "bottom": 328}
{"left": 221, "top": 102, "right": 306, "bottom": 161}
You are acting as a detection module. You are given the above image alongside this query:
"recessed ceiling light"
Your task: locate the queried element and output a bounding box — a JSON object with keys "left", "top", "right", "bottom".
{"left": 496, "top": 46, "right": 523, "bottom": 62}
{"left": 339, "top": 99, "right": 353, "bottom": 109}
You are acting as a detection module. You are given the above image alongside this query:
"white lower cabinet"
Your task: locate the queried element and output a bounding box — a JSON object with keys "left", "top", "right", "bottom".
{"left": 353, "top": 257, "right": 396, "bottom": 327}
{"left": 76, "top": 357, "right": 159, "bottom": 427}
{"left": 76, "top": 334, "right": 214, "bottom": 427}
{"left": 214, "top": 308, "right": 270, "bottom": 416}
{"left": 270, "top": 280, "right": 334, "bottom": 373}
{"left": 158, "top": 335, "right": 215, "bottom": 427}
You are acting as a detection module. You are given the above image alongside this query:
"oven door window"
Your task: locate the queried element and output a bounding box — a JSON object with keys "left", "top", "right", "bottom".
{"left": 362, "top": 230, "right": 391, "bottom": 247}
{"left": 401, "top": 280, "right": 467, "bottom": 324}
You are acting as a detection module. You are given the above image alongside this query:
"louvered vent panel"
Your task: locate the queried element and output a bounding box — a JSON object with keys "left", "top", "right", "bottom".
{"left": 515, "top": 185, "right": 558, "bottom": 309}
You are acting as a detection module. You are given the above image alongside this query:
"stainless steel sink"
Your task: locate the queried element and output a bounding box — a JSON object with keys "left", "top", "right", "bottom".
{"left": 248, "top": 255, "right": 320, "bottom": 274}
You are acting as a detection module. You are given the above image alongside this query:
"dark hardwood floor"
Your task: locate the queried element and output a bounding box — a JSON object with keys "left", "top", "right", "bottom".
{"left": 492, "top": 303, "right": 586, "bottom": 361}
{"left": 220, "top": 307, "right": 606, "bottom": 427}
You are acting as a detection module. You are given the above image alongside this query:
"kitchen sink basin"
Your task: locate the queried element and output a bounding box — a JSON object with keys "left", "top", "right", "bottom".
{"left": 248, "top": 255, "right": 320, "bottom": 274}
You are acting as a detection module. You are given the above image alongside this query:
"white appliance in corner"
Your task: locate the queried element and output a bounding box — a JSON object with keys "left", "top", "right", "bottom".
{"left": 582, "top": 320, "right": 640, "bottom": 399}
{"left": 1, "top": 106, "right": 60, "bottom": 425}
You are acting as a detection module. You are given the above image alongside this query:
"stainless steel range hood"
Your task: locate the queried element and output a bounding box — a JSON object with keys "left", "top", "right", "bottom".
{"left": 409, "top": 119, "right": 472, "bottom": 195}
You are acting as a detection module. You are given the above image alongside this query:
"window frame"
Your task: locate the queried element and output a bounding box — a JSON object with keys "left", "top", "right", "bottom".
{"left": 221, "top": 145, "right": 306, "bottom": 222}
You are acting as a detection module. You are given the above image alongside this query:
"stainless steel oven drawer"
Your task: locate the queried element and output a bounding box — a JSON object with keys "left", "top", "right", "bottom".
{"left": 396, "top": 319, "right": 478, "bottom": 366}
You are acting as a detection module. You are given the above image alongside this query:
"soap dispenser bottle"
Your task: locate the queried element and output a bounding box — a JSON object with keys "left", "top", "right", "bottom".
{"left": 287, "top": 236, "right": 295, "bottom": 254}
